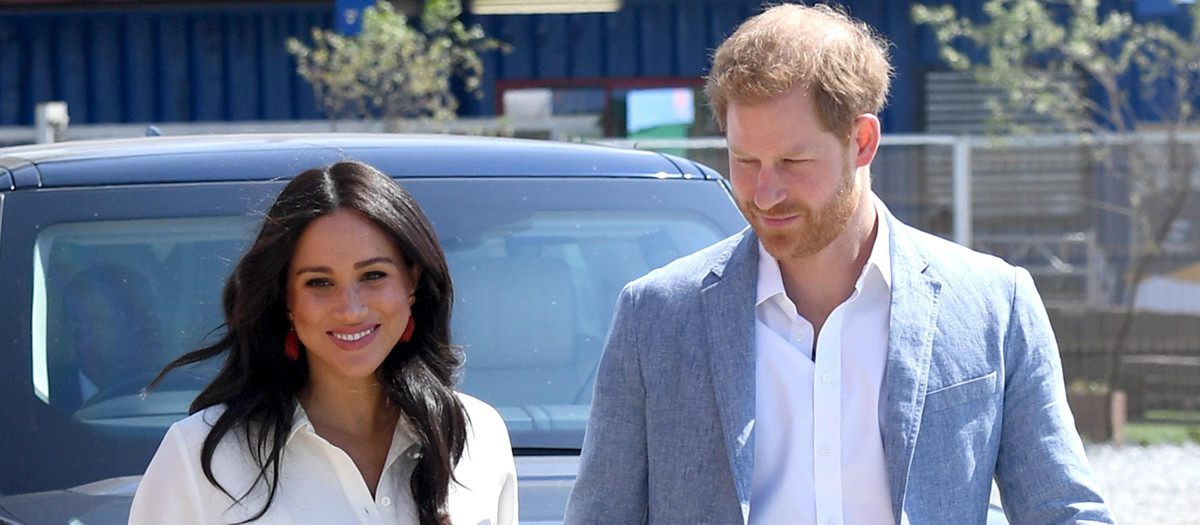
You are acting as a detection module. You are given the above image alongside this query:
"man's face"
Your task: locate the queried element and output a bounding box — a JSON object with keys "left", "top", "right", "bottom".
{"left": 725, "top": 87, "right": 865, "bottom": 261}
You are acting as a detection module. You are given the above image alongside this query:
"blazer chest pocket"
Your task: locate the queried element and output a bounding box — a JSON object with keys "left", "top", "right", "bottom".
{"left": 924, "top": 371, "right": 998, "bottom": 413}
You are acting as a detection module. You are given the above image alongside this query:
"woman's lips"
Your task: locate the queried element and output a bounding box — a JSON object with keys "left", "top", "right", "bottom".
{"left": 327, "top": 324, "right": 380, "bottom": 351}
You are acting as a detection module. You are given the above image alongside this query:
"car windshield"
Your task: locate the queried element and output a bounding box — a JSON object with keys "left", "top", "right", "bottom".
{"left": 8, "top": 176, "right": 746, "bottom": 496}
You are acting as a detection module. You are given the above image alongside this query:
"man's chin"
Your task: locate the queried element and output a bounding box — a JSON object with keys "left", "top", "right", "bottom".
{"left": 756, "top": 230, "right": 818, "bottom": 260}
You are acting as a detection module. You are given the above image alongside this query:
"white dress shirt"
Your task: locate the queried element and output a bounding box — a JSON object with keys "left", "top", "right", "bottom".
{"left": 748, "top": 199, "right": 895, "bottom": 525}
{"left": 129, "top": 392, "right": 517, "bottom": 525}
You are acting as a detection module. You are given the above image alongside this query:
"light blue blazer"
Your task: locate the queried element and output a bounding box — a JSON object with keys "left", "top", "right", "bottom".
{"left": 564, "top": 210, "right": 1114, "bottom": 524}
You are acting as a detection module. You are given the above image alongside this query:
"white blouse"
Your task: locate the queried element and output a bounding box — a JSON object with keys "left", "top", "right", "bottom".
{"left": 129, "top": 393, "right": 517, "bottom": 525}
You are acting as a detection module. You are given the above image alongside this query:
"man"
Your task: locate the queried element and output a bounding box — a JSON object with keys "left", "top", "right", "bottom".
{"left": 564, "top": 4, "right": 1113, "bottom": 525}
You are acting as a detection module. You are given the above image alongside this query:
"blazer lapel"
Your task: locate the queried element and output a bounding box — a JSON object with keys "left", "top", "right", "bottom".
{"left": 701, "top": 228, "right": 759, "bottom": 523}
{"left": 880, "top": 213, "right": 942, "bottom": 523}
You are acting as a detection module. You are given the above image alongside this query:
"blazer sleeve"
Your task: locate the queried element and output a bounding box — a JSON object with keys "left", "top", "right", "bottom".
{"left": 563, "top": 283, "right": 649, "bottom": 525}
{"left": 128, "top": 423, "right": 208, "bottom": 525}
{"left": 993, "top": 267, "right": 1115, "bottom": 524}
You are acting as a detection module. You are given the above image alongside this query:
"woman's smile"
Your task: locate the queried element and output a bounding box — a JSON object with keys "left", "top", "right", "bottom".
{"left": 328, "top": 324, "right": 381, "bottom": 350}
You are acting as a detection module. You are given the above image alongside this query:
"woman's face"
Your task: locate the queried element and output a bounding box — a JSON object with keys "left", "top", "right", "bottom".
{"left": 286, "top": 208, "right": 421, "bottom": 385}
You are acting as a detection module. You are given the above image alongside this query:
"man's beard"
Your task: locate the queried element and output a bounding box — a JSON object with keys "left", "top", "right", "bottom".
{"left": 738, "top": 158, "right": 861, "bottom": 261}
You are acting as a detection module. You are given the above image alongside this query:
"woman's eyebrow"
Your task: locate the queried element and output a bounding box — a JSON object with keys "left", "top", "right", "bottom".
{"left": 354, "top": 256, "right": 397, "bottom": 269}
{"left": 294, "top": 257, "right": 397, "bottom": 275}
{"left": 294, "top": 265, "right": 331, "bottom": 276}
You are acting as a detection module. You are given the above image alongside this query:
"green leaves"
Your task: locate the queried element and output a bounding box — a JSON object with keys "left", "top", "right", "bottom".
{"left": 286, "top": 0, "right": 508, "bottom": 123}
{"left": 912, "top": 0, "right": 1200, "bottom": 134}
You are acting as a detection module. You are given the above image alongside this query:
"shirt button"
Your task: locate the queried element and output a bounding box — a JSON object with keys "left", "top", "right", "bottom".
{"left": 794, "top": 333, "right": 805, "bottom": 342}
{"left": 381, "top": 496, "right": 392, "bottom": 507}
{"left": 822, "top": 374, "right": 832, "bottom": 383}
{"left": 822, "top": 447, "right": 832, "bottom": 457}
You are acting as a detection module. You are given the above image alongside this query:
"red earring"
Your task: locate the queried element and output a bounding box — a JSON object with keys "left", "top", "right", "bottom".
{"left": 284, "top": 328, "right": 300, "bottom": 361}
{"left": 399, "top": 316, "right": 415, "bottom": 343}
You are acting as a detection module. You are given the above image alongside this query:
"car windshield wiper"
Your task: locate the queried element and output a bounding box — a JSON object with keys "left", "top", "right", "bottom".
{"left": 512, "top": 447, "right": 582, "bottom": 456}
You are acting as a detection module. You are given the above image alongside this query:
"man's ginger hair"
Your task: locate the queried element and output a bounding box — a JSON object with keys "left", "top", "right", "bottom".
{"left": 704, "top": 3, "right": 893, "bottom": 139}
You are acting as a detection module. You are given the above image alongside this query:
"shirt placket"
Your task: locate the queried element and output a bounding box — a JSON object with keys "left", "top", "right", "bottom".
{"left": 376, "top": 436, "right": 421, "bottom": 521}
{"left": 305, "top": 429, "right": 388, "bottom": 525}
{"left": 813, "top": 305, "right": 845, "bottom": 525}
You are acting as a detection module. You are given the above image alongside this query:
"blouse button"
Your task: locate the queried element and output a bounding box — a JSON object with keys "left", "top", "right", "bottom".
{"left": 381, "top": 496, "right": 392, "bottom": 507}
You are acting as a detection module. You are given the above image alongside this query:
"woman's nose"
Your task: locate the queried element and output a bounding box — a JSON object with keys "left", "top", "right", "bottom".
{"left": 336, "top": 286, "right": 368, "bottom": 320}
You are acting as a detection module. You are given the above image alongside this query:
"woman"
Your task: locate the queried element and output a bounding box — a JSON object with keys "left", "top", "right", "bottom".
{"left": 130, "top": 161, "right": 516, "bottom": 525}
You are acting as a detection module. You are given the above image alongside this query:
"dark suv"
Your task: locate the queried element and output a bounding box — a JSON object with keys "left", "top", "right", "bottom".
{"left": 0, "top": 134, "right": 747, "bottom": 524}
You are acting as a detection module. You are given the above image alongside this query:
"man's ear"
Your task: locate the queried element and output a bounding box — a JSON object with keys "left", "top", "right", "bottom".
{"left": 852, "top": 113, "right": 881, "bottom": 169}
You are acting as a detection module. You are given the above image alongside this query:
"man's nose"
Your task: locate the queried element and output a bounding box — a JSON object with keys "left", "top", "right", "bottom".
{"left": 753, "top": 165, "right": 787, "bottom": 211}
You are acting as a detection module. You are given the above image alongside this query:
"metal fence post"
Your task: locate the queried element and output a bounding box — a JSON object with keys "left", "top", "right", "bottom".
{"left": 34, "top": 102, "right": 69, "bottom": 144}
{"left": 1086, "top": 230, "right": 1104, "bottom": 306}
{"left": 953, "top": 135, "right": 973, "bottom": 247}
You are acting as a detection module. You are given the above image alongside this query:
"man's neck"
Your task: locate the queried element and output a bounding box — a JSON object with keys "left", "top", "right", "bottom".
{"left": 777, "top": 194, "right": 879, "bottom": 335}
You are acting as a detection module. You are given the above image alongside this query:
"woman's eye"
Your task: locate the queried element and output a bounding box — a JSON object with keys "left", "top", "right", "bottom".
{"left": 305, "top": 278, "right": 332, "bottom": 288}
{"left": 363, "top": 271, "right": 388, "bottom": 281}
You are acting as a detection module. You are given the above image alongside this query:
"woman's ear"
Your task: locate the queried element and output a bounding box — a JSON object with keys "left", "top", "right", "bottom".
{"left": 407, "top": 264, "right": 423, "bottom": 294}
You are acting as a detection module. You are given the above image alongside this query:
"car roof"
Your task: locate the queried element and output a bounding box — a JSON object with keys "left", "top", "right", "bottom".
{"left": 0, "top": 133, "right": 714, "bottom": 189}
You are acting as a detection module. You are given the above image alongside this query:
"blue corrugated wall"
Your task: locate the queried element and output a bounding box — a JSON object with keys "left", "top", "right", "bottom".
{"left": 0, "top": 5, "right": 332, "bottom": 125}
{"left": 0, "top": 0, "right": 1158, "bottom": 133}
{"left": 0, "top": 1, "right": 936, "bottom": 131}
{"left": 461, "top": 0, "right": 925, "bottom": 134}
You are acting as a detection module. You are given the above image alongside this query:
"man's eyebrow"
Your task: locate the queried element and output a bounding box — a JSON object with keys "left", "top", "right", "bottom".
{"left": 729, "top": 146, "right": 814, "bottom": 159}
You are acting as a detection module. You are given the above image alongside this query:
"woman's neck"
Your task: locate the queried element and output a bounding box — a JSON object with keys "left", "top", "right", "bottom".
{"left": 299, "top": 375, "right": 397, "bottom": 436}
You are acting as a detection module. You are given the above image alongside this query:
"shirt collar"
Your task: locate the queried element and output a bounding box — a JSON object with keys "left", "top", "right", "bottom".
{"left": 288, "top": 402, "right": 421, "bottom": 457}
{"left": 756, "top": 241, "right": 787, "bottom": 308}
{"left": 289, "top": 402, "right": 313, "bottom": 442}
{"left": 755, "top": 196, "right": 893, "bottom": 309}
{"left": 866, "top": 196, "right": 893, "bottom": 290}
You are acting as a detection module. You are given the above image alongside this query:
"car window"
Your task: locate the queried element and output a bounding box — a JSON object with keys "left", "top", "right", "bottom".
{"left": 32, "top": 217, "right": 250, "bottom": 423}
{"left": 3, "top": 176, "right": 747, "bottom": 496}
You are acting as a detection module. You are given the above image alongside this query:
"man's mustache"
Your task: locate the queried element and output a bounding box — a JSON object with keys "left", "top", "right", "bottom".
{"left": 745, "top": 201, "right": 811, "bottom": 218}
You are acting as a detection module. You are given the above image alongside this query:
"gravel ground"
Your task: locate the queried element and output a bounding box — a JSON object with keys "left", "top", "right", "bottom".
{"left": 1085, "top": 443, "right": 1200, "bottom": 525}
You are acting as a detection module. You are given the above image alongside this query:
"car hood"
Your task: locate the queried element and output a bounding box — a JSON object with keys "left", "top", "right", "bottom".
{"left": 0, "top": 476, "right": 139, "bottom": 525}
{"left": 0, "top": 456, "right": 579, "bottom": 525}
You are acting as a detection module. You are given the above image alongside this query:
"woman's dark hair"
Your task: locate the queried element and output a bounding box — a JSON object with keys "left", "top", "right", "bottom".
{"left": 152, "top": 161, "right": 467, "bottom": 525}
